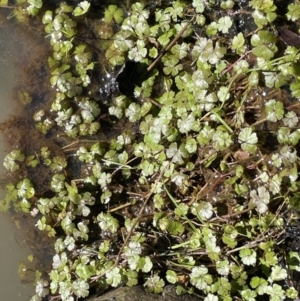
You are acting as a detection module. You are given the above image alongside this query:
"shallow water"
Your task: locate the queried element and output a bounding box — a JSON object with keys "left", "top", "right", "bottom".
{"left": 0, "top": 10, "right": 41, "bottom": 301}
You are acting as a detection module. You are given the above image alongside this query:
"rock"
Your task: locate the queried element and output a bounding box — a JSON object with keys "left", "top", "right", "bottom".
{"left": 87, "top": 285, "right": 199, "bottom": 301}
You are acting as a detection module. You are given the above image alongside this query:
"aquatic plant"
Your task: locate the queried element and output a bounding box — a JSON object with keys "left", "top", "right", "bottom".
{"left": 2, "top": 0, "right": 300, "bottom": 300}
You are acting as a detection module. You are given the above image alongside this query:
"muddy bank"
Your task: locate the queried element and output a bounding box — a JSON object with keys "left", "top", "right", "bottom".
{"left": 0, "top": 7, "right": 54, "bottom": 300}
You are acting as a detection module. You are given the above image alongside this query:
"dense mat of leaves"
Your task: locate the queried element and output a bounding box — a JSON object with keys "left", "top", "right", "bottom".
{"left": 1, "top": 0, "right": 300, "bottom": 300}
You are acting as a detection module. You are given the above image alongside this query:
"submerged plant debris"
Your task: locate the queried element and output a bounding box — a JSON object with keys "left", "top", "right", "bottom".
{"left": 2, "top": 0, "right": 300, "bottom": 300}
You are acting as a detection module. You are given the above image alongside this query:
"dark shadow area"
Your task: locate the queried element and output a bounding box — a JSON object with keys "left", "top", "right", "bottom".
{"left": 116, "top": 60, "right": 150, "bottom": 97}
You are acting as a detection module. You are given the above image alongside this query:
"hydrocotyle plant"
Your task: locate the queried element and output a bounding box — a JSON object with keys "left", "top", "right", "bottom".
{"left": 1, "top": 0, "right": 300, "bottom": 300}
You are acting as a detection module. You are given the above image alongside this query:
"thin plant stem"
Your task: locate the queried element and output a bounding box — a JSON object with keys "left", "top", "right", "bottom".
{"left": 146, "top": 14, "right": 196, "bottom": 73}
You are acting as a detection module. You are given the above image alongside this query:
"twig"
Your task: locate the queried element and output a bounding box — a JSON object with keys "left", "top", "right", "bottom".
{"left": 61, "top": 139, "right": 106, "bottom": 151}
{"left": 91, "top": 163, "right": 171, "bottom": 283}
{"left": 225, "top": 229, "right": 276, "bottom": 255}
{"left": 210, "top": 208, "right": 251, "bottom": 222}
{"left": 107, "top": 202, "right": 132, "bottom": 213}
{"left": 115, "top": 163, "right": 170, "bottom": 262}
{"left": 188, "top": 171, "right": 233, "bottom": 206}
{"left": 146, "top": 14, "right": 196, "bottom": 73}
{"left": 144, "top": 97, "right": 162, "bottom": 108}
{"left": 221, "top": 50, "right": 252, "bottom": 76}
{"left": 61, "top": 139, "right": 79, "bottom": 150}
